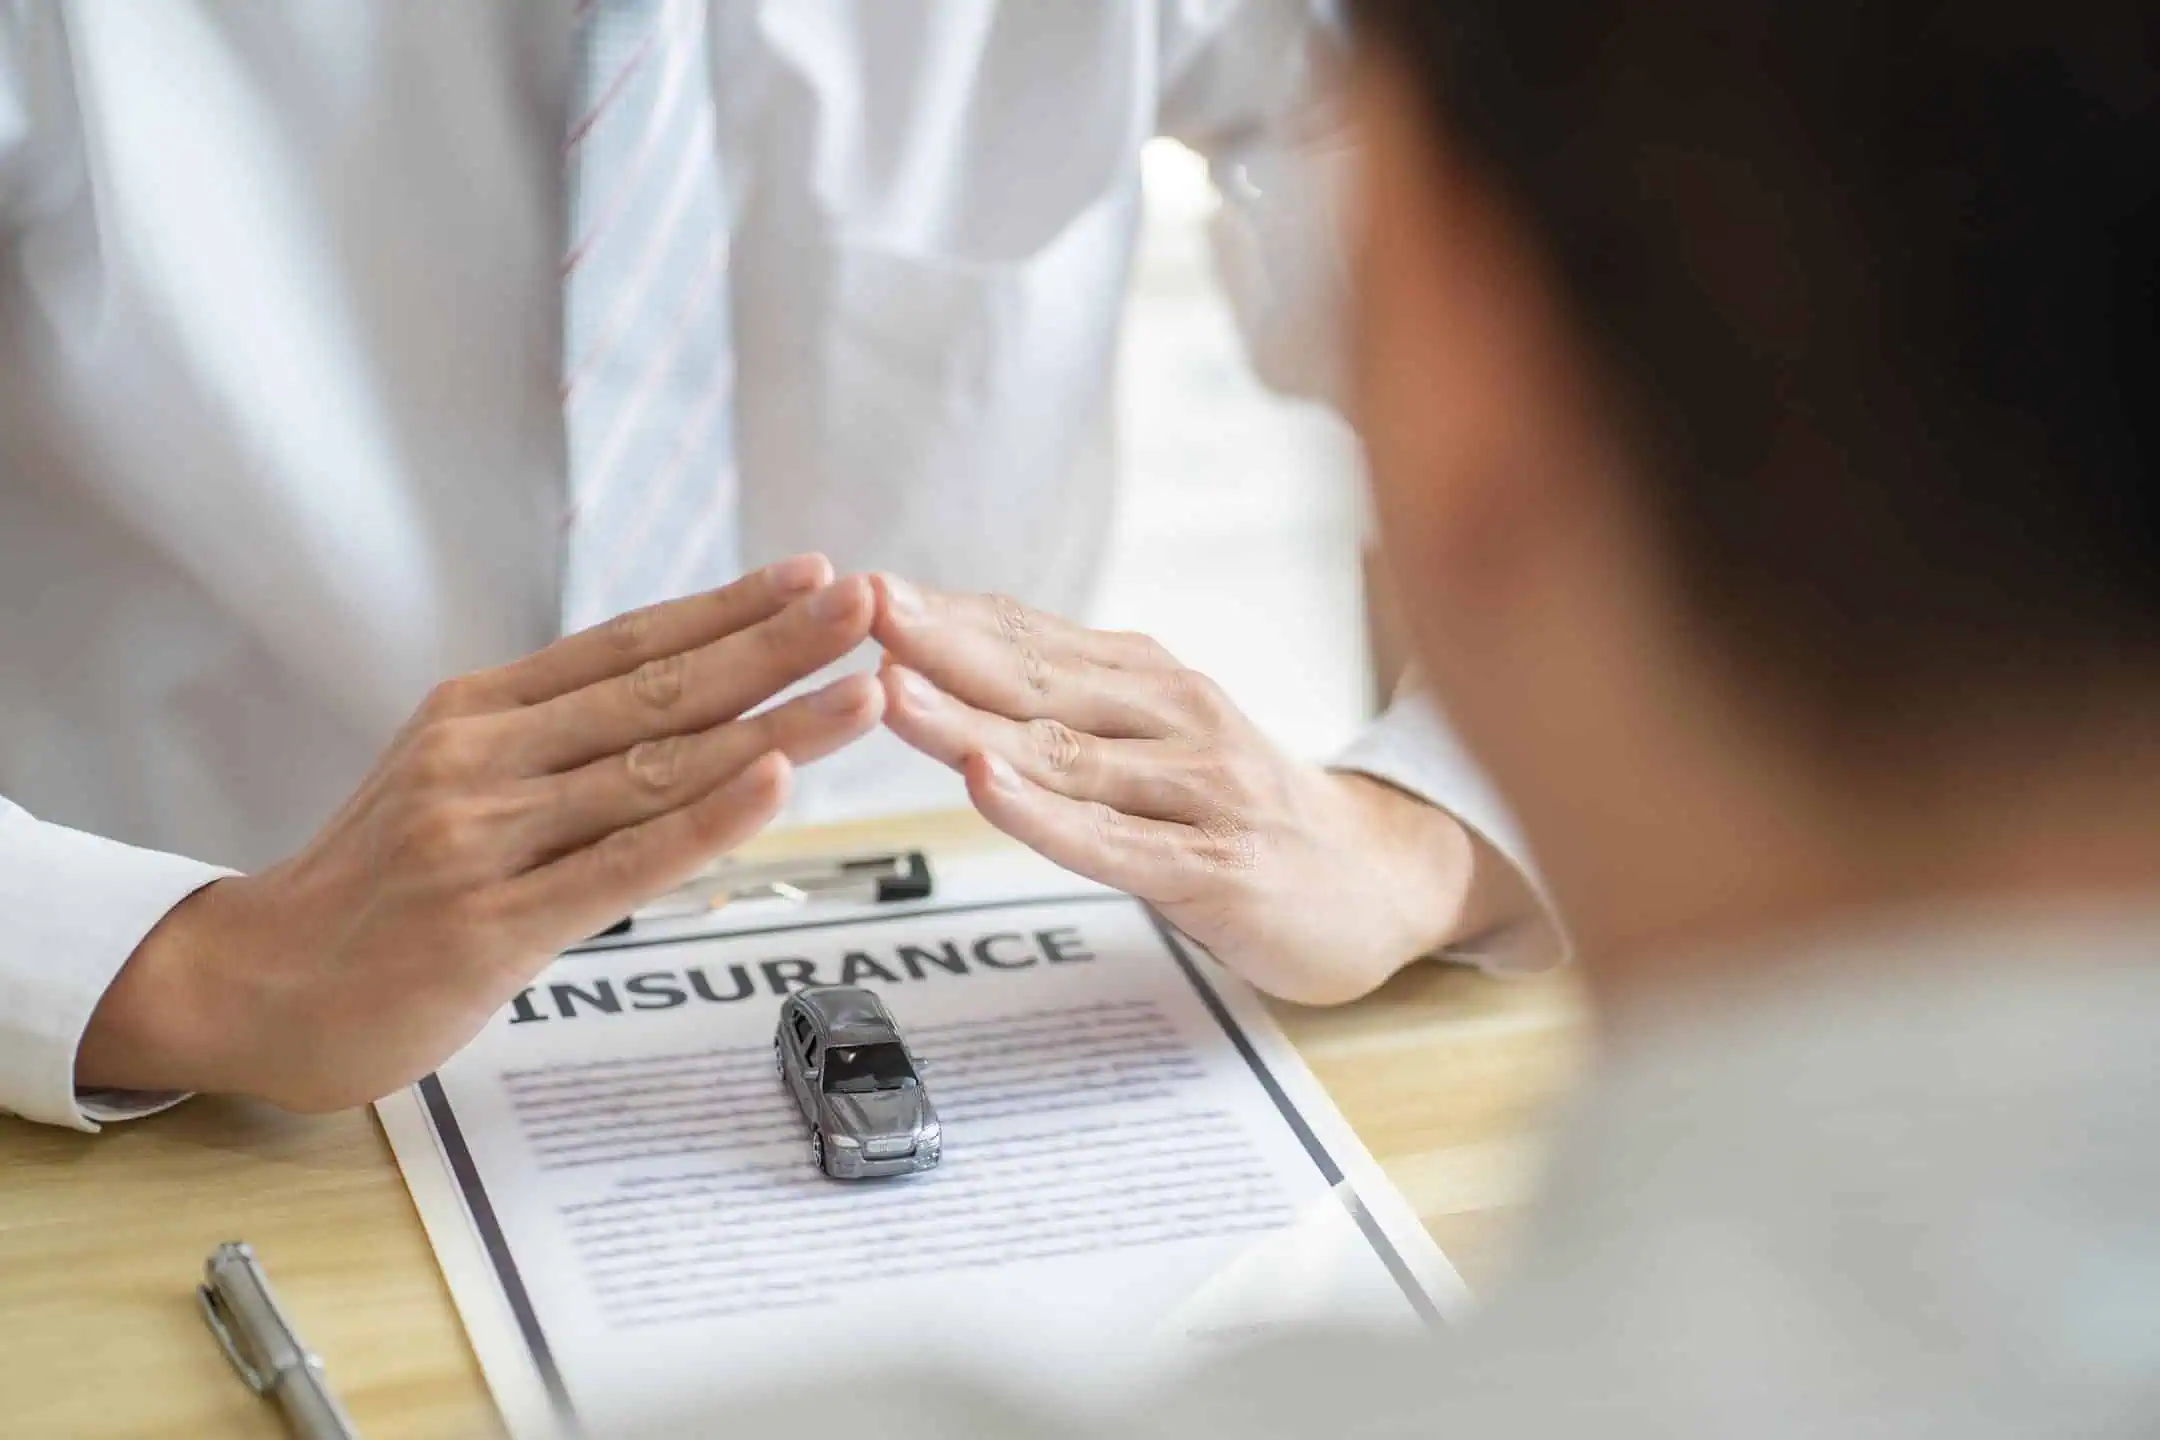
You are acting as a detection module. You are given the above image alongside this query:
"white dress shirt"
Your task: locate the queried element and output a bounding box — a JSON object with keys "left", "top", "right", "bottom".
{"left": 695, "top": 905, "right": 2160, "bottom": 1438}
{"left": 0, "top": 0, "right": 1544, "bottom": 1130}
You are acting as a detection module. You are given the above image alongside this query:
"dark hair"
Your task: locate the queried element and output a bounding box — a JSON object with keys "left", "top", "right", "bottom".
{"left": 1352, "top": 2, "right": 2159, "bottom": 718}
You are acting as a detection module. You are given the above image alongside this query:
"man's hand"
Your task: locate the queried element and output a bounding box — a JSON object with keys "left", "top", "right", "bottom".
{"left": 872, "top": 576, "right": 1525, "bottom": 1004}
{"left": 78, "top": 556, "right": 884, "bottom": 1111}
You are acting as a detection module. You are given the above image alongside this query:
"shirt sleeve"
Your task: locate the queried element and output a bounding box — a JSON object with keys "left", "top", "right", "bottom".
{"left": 0, "top": 798, "right": 232, "bottom": 1131}
{"left": 1331, "top": 688, "right": 1571, "bottom": 976}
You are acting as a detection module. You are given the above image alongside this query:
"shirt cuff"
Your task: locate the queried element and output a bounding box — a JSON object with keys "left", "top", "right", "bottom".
{"left": 1330, "top": 690, "right": 1570, "bottom": 975}
{"left": 0, "top": 801, "right": 232, "bottom": 1131}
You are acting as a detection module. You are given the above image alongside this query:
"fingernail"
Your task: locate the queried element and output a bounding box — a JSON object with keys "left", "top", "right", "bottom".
{"left": 981, "top": 753, "right": 1020, "bottom": 795}
{"left": 811, "top": 677, "right": 866, "bottom": 715}
{"left": 806, "top": 577, "right": 860, "bottom": 623}
{"left": 879, "top": 573, "right": 925, "bottom": 624}
{"left": 766, "top": 553, "right": 828, "bottom": 596}
{"left": 890, "top": 665, "right": 939, "bottom": 711}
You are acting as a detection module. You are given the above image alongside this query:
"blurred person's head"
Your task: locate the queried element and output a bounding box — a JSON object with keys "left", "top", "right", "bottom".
{"left": 1344, "top": 3, "right": 2158, "bottom": 997}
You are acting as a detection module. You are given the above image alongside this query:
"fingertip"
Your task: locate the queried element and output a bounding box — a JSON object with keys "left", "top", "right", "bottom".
{"left": 881, "top": 663, "right": 941, "bottom": 718}
{"left": 806, "top": 572, "right": 876, "bottom": 628}
{"left": 754, "top": 752, "right": 794, "bottom": 816}
{"left": 726, "top": 748, "right": 791, "bottom": 805}
{"left": 844, "top": 672, "right": 890, "bottom": 728}
{"left": 878, "top": 671, "right": 949, "bottom": 764}
{"left": 757, "top": 746, "right": 794, "bottom": 784}
{"left": 873, "top": 572, "right": 927, "bottom": 629}
{"left": 766, "top": 552, "right": 833, "bottom": 597}
{"left": 963, "top": 752, "right": 1052, "bottom": 853}
{"left": 966, "top": 750, "right": 1024, "bottom": 804}
{"left": 679, "top": 750, "right": 793, "bottom": 863}
{"left": 810, "top": 670, "right": 884, "bottom": 722}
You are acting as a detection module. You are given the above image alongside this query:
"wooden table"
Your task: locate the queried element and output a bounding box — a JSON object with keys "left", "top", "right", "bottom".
{"left": 0, "top": 812, "right": 1587, "bottom": 1437}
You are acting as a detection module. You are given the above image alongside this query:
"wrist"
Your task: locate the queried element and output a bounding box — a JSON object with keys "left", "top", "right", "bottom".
{"left": 1330, "top": 770, "right": 1535, "bottom": 959}
{"left": 76, "top": 877, "right": 246, "bottom": 1096}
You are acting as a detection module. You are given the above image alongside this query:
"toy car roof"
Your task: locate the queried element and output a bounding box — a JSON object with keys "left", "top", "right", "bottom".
{"left": 794, "top": 985, "right": 896, "bottom": 1038}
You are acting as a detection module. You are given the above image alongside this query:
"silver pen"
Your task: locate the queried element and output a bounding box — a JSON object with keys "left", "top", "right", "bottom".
{"left": 199, "top": 1242, "right": 362, "bottom": 1440}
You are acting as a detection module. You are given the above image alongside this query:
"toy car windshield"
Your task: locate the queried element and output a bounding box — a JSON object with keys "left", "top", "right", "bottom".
{"left": 823, "top": 1042, "right": 918, "bottom": 1094}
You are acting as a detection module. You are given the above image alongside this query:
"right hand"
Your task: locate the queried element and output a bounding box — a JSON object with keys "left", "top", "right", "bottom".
{"left": 77, "top": 555, "right": 883, "bottom": 1112}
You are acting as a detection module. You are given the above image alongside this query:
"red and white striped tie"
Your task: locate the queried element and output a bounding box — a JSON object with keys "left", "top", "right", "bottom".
{"left": 560, "top": 0, "right": 738, "bottom": 634}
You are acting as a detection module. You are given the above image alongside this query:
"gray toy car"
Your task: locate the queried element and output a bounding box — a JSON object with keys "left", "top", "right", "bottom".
{"left": 775, "top": 986, "right": 942, "bottom": 1178}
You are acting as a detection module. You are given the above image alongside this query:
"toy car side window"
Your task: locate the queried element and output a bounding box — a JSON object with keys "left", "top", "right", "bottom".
{"left": 790, "top": 1011, "right": 815, "bottom": 1055}
{"left": 805, "top": 1039, "right": 822, "bottom": 1073}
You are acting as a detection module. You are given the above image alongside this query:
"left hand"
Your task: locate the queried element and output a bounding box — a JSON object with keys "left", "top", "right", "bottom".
{"left": 871, "top": 576, "right": 1495, "bottom": 1004}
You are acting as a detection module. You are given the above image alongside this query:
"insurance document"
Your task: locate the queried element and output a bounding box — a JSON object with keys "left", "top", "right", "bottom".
{"left": 378, "top": 851, "right": 1466, "bottom": 1438}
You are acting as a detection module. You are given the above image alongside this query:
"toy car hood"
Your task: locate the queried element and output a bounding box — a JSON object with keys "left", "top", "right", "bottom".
{"left": 823, "top": 1086, "right": 933, "bottom": 1140}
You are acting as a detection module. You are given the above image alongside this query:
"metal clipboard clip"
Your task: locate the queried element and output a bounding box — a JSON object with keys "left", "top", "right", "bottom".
{"left": 593, "top": 850, "right": 934, "bottom": 939}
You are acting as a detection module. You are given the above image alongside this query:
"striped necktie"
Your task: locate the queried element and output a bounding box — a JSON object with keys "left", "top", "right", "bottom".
{"left": 560, "top": 0, "right": 739, "bottom": 634}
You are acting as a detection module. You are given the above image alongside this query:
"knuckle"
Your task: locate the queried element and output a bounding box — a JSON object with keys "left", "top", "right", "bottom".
{"left": 990, "top": 594, "right": 1052, "bottom": 698}
{"left": 623, "top": 736, "right": 684, "bottom": 793}
{"left": 602, "top": 605, "right": 657, "bottom": 659}
{"left": 587, "top": 825, "right": 648, "bottom": 886}
{"left": 1026, "top": 718, "right": 1086, "bottom": 778}
{"left": 406, "top": 719, "right": 481, "bottom": 785}
{"left": 1019, "top": 647, "right": 1052, "bottom": 699}
{"left": 1162, "top": 668, "right": 1226, "bottom": 724}
{"left": 990, "top": 592, "right": 1033, "bottom": 646}
{"left": 419, "top": 675, "right": 485, "bottom": 721}
{"left": 1119, "top": 631, "right": 1177, "bottom": 667}
{"left": 628, "top": 652, "right": 687, "bottom": 712}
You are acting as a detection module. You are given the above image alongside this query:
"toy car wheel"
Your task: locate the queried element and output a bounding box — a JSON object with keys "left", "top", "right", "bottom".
{"left": 773, "top": 1036, "right": 784, "bottom": 1075}
{"left": 809, "top": 1127, "right": 826, "bottom": 1173}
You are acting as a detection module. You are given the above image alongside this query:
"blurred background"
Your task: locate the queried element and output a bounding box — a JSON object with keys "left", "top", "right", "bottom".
{"left": 1102, "top": 141, "right": 1376, "bottom": 763}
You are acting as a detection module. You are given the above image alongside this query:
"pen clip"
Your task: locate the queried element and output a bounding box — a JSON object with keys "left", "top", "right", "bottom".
{"left": 199, "top": 1278, "right": 273, "bottom": 1394}
{"left": 200, "top": 1241, "right": 312, "bottom": 1395}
